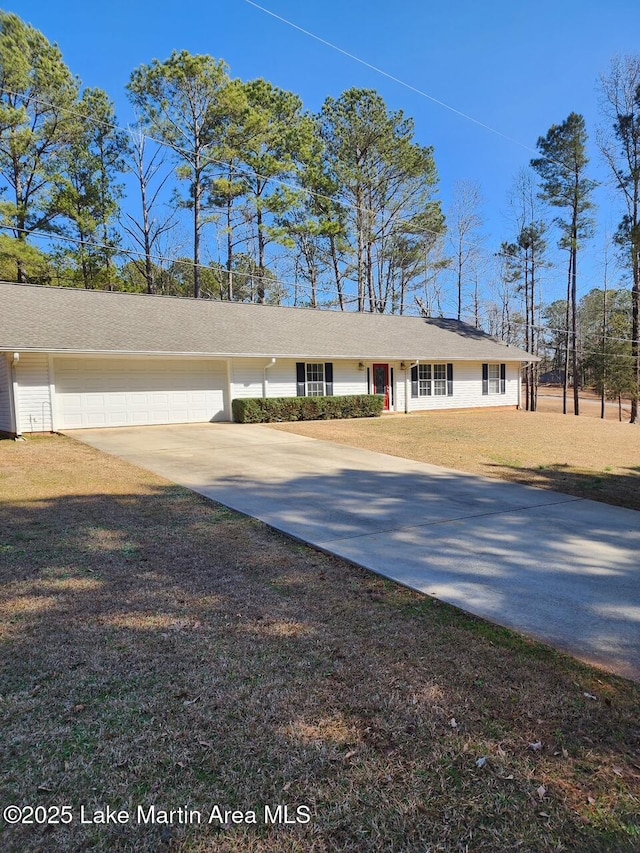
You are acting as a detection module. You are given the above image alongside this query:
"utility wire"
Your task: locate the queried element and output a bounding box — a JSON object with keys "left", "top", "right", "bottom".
{"left": 0, "top": 81, "right": 618, "bottom": 322}
{"left": 0, "top": 223, "right": 366, "bottom": 305}
{"left": 10, "top": 223, "right": 638, "bottom": 346}
{"left": 242, "top": 0, "right": 542, "bottom": 158}
{"left": 241, "top": 0, "right": 608, "bottom": 183}
{"left": 2, "top": 80, "right": 617, "bottom": 334}
{"left": 0, "top": 87, "right": 594, "bottom": 272}
{"left": 499, "top": 316, "right": 639, "bottom": 346}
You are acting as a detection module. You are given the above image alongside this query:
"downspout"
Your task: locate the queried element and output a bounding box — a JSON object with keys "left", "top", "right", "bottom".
{"left": 9, "top": 352, "right": 22, "bottom": 439}
{"left": 262, "top": 358, "right": 276, "bottom": 399}
{"left": 404, "top": 360, "right": 419, "bottom": 414}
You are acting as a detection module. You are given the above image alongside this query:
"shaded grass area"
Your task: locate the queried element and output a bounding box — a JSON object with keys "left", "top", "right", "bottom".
{"left": 1, "top": 435, "right": 639, "bottom": 853}
{"left": 273, "top": 409, "right": 640, "bottom": 511}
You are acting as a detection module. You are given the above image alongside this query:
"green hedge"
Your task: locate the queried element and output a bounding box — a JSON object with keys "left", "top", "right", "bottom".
{"left": 232, "top": 394, "right": 384, "bottom": 423}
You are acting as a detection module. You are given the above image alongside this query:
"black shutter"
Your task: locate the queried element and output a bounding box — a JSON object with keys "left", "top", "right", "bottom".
{"left": 447, "top": 363, "right": 454, "bottom": 396}
{"left": 367, "top": 367, "right": 371, "bottom": 394}
{"left": 411, "top": 365, "right": 419, "bottom": 398}
{"left": 324, "top": 362, "right": 333, "bottom": 396}
{"left": 296, "top": 362, "right": 306, "bottom": 397}
{"left": 390, "top": 368, "right": 394, "bottom": 406}
{"left": 482, "top": 363, "right": 488, "bottom": 395}
{"left": 500, "top": 363, "right": 506, "bottom": 394}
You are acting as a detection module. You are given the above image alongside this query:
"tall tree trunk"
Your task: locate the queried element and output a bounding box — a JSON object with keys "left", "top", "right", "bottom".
{"left": 226, "top": 193, "right": 233, "bottom": 301}
{"left": 473, "top": 275, "right": 480, "bottom": 329}
{"left": 456, "top": 236, "right": 463, "bottom": 321}
{"left": 631, "top": 236, "right": 639, "bottom": 423}
{"left": 601, "top": 280, "right": 607, "bottom": 419}
{"left": 524, "top": 251, "right": 531, "bottom": 411}
{"left": 193, "top": 160, "right": 201, "bottom": 299}
{"left": 366, "top": 240, "right": 375, "bottom": 312}
{"left": 257, "top": 201, "right": 266, "bottom": 304}
{"left": 356, "top": 184, "right": 365, "bottom": 312}
{"left": 530, "top": 261, "right": 535, "bottom": 412}
{"left": 140, "top": 176, "right": 155, "bottom": 294}
{"left": 563, "top": 254, "right": 572, "bottom": 415}
{"left": 329, "top": 234, "right": 345, "bottom": 311}
{"left": 571, "top": 237, "right": 580, "bottom": 416}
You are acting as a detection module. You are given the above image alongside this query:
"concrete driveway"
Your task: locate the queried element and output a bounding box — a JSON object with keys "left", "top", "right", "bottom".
{"left": 69, "top": 423, "right": 640, "bottom": 681}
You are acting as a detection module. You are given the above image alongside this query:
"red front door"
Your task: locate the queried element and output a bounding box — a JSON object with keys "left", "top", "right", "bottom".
{"left": 373, "top": 363, "right": 390, "bottom": 410}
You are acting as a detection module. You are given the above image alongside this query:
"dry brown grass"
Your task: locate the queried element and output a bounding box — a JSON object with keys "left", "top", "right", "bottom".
{"left": 536, "top": 385, "right": 633, "bottom": 422}
{"left": 273, "top": 406, "right": 640, "bottom": 511}
{"left": 1, "top": 435, "right": 639, "bottom": 853}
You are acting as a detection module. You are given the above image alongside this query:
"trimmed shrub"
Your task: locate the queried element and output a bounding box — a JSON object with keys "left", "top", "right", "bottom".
{"left": 232, "top": 394, "right": 384, "bottom": 424}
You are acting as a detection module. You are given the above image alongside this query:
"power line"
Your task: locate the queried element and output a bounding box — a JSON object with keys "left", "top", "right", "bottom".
{"left": 241, "top": 0, "right": 609, "bottom": 185}
{"left": 242, "top": 0, "right": 543, "bottom": 159}
{"left": 0, "top": 223, "right": 366, "bottom": 305}
{"left": 12, "top": 224, "right": 638, "bottom": 344}
{"left": 0, "top": 80, "right": 619, "bottom": 322}
{"left": 502, "top": 316, "right": 639, "bottom": 346}
{"left": 0, "top": 87, "right": 453, "bottom": 246}
{"left": 2, "top": 81, "right": 613, "bottom": 321}
{"left": 0, "top": 86, "right": 585, "bottom": 273}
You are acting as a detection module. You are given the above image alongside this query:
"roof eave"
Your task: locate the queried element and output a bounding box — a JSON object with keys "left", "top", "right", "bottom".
{"left": 0, "top": 346, "right": 539, "bottom": 361}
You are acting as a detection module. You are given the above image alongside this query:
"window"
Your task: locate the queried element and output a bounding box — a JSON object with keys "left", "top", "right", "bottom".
{"left": 482, "top": 363, "right": 506, "bottom": 395}
{"left": 488, "top": 363, "right": 500, "bottom": 394}
{"left": 306, "top": 363, "right": 325, "bottom": 396}
{"left": 296, "top": 362, "right": 334, "bottom": 397}
{"left": 418, "top": 363, "right": 447, "bottom": 396}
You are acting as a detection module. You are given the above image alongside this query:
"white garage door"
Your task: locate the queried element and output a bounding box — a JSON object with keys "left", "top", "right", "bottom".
{"left": 54, "top": 357, "right": 228, "bottom": 429}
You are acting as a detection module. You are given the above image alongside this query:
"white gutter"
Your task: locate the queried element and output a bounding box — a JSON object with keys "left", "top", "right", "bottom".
{"left": 0, "top": 347, "right": 541, "bottom": 362}
{"left": 262, "top": 358, "right": 276, "bottom": 398}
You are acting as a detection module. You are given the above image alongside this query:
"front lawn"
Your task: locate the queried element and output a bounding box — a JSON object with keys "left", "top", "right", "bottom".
{"left": 274, "top": 408, "right": 640, "bottom": 511}
{"left": 1, "top": 435, "right": 639, "bottom": 852}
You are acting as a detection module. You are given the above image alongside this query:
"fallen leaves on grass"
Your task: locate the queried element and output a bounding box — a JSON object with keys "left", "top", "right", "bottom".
{"left": 1, "top": 435, "right": 639, "bottom": 853}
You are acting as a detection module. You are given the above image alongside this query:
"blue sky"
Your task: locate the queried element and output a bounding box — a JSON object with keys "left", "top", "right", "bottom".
{"left": 10, "top": 0, "right": 640, "bottom": 309}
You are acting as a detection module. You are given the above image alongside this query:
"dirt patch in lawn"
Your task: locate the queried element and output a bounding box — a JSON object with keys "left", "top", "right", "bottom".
{"left": 1, "top": 435, "right": 639, "bottom": 853}
{"left": 273, "top": 408, "right": 640, "bottom": 511}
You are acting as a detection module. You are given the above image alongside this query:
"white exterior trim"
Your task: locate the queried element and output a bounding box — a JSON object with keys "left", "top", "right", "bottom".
{"left": 11, "top": 354, "right": 20, "bottom": 435}
{"left": 0, "top": 346, "right": 533, "bottom": 362}
{"left": 48, "top": 353, "right": 58, "bottom": 432}
{"left": 0, "top": 352, "right": 524, "bottom": 432}
{"left": 15, "top": 353, "right": 53, "bottom": 433}
{"left": 0, "top": 353, "right": 17, "bottom": 434}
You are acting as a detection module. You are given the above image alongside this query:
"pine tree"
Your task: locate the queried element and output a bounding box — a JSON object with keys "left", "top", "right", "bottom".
{"left": 532, "top": 113, "right": 596, "bottom": 415}
{"left": 0, "top": 12, "right": 80, "bottom": 282}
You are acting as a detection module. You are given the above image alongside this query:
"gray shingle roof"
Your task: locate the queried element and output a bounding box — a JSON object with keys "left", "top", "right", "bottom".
{"left": 0, "top": 282, "right": 536, "bottom": 362}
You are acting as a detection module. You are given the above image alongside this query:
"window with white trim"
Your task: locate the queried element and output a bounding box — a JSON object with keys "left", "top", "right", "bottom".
{"left": 487, "top": 363, "right": 501, "bottom": 394}
{"left": 306, "top": 363, "right": 325, "bottom": 396}
{"left": 418, "top": 363, "right": 447, "bottom": 396}
{"left": 296, "top": 362, "right": 334, "bottom": 397}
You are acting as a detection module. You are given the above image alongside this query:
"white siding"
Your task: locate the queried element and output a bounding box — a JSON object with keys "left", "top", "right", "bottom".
{"left": 5, "top": 353, "right": 521, "bottom": 434}
{"left": 332, "top": 360, "right": 369, "bottom": 396}
{"left": 229, "top": 358, "right": 522, "bottom": 412}
{"left": 0, "top": 353, "right": 13, "bottom": 433}
{"left": 407, "top": 361, "right": 520, "bottom": 412}
{"left": 230, "top": 358, "right": 370, "bottom": 401}
{"left": 16, "top": 353, "right": 53, "bottom": 433}
{"left": 229, "top": 358, "right": 262, "bottom": 399}
{"left": 54, "top": 356, "right": 228, "bottom": 429}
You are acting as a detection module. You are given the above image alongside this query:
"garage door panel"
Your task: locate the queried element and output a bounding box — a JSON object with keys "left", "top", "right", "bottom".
{"left": 86, "top": 412, "right": 107, "bottom": 427}
{"left": 55, "top": 358, "right": 227, "bottom": 428}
